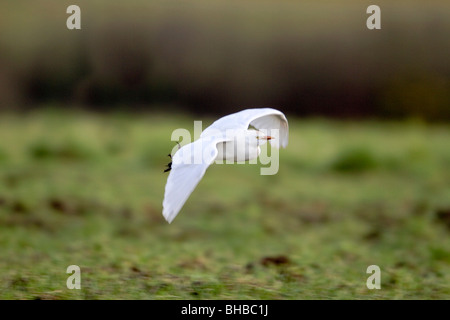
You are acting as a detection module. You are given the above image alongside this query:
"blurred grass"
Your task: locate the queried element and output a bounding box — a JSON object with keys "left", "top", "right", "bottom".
{"left": 0, "top": 109, "right": 449, "bottom": 299}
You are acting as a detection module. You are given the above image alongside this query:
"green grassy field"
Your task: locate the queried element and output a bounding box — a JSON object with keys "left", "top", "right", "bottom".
{"left": 0, "top": 109, "right": 449, "bottom": 299}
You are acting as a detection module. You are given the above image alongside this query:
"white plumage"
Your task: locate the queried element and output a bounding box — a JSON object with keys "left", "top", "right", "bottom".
{"left": 162, "top": 108, "right": 289, "bottom": 223}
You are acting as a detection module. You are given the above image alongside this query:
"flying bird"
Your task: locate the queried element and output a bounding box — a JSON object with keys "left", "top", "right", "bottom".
{"left": 162, "top": 108, "right": 289, "bottom": 223}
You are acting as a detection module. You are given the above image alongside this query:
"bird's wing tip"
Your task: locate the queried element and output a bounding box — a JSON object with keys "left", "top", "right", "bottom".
{"left": 162, "top": 209, "right": 175, "bottom": 224}
{"left": 163, "top": 215, "right": 174, "bottom": 224}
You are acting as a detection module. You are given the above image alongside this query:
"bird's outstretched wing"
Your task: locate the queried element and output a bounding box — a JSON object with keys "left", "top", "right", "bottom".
{"left": 200, "top": 108, "right": 289, "bottom": 148}
{"left": 162, "top": 136, "right": 227, "bottom": 223}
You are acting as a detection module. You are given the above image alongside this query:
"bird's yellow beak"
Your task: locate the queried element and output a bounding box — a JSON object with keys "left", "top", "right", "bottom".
{"left": 257, "top": 136, "right": 273, "bottom": 140}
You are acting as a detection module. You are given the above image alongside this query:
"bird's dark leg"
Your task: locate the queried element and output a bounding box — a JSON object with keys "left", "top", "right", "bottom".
{"left": 164, "top": 142, "right": 181, "bottom": 173}
{"left": 164, "top": 154, "right": 172, "bottom": 172}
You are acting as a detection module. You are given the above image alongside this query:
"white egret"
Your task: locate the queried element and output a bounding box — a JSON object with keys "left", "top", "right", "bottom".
{"left": 162, "top": 108, "right": 289, "bottom": 223}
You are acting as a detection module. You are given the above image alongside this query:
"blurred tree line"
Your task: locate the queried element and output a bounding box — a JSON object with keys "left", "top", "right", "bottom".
{"left": 0, "top": 1, "right": 449, "bottom": 120}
